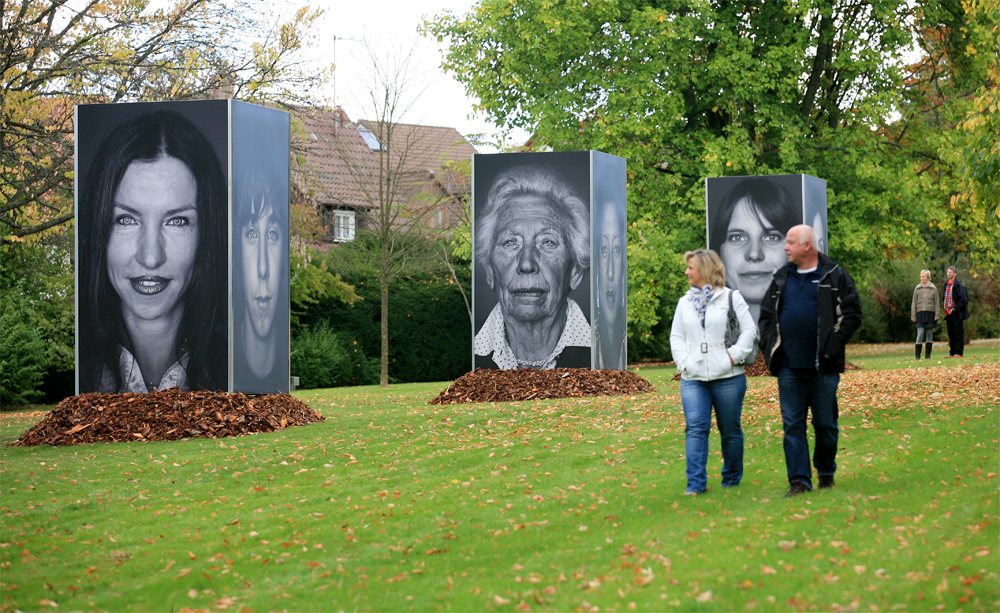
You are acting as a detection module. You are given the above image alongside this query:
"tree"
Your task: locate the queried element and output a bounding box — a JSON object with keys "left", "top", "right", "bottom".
{"left": 327, "top": 39, "right": 468, "bottom": 387}
{"left": 1, "top": 0, "right": 326, "bottom": 243}
{"left": 427, "top": 0, "right": 996, "bottom": 355}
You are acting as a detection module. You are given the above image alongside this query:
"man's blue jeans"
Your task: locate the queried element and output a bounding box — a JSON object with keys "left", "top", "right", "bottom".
{"left": 679, "top": 374, "right": 746, "bottom": 493}
{"left": 777, "top": 367, "right": 840, "bottom": 489}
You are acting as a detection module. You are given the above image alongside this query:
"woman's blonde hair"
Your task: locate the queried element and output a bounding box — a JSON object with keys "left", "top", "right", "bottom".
{"left": 684, "top": 249, "right": 727, "bottom": 289}
{"left": 920, "top": 269, "right": 931, "bottom": 277}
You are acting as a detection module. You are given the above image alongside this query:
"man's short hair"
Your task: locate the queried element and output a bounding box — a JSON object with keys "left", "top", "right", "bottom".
{"left": 948, "top": 265, "right": 958, "bottom": 274}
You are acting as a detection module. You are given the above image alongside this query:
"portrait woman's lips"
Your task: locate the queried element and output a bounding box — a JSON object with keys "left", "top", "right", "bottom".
{"left": 254, "top": 295, "right": 272, "bottom": 310}
{"left": 509, "top": 287, "right": 547, "bottom": 304}
{"left": 129, "top": 276, "right": 170, "bottom": 296}
{"left": 738, "top": 270, "right": 773, "bottom": 281}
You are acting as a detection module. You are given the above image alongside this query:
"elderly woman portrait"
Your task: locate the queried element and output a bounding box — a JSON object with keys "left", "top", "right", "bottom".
{"left": 78, "top": 107, "right": 227, "bottom": 393}
{"left": 474, "top": 164, "right": 591, "bottom": 369}
{"left": 709, "top": 177, "right": 798, "bottom": 323}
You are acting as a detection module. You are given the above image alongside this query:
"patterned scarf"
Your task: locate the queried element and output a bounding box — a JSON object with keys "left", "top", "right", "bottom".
{"left": 945, "top": 279, "right": 955, "bottom": 313}
{"left": 689, "top": 285, "right": 715, "bottom": 328}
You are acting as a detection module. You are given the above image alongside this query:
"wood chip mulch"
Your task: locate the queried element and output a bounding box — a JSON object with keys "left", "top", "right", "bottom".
{"left": 672, "top": 353, "right": 862, "bottom": 380}
{"left": 429, "top": 368, "right": 654, "bottom": 405}
{"left": 10, "top": 388, "right": 324, "bottom": 447}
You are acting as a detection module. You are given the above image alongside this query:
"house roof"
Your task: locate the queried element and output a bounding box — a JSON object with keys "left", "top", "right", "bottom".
{"left": 291, "top": 106, "right": 476, "bottom": 211}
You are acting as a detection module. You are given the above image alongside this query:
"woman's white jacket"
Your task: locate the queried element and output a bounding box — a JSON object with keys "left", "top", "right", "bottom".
{"left": 669, "top": 287, "right": 758, "bottom": 382}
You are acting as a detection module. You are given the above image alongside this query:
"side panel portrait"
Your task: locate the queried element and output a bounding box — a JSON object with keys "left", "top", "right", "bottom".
{"left": 706, "top": 175, "right": 804, "bottom": 324}
{"left": 591, "top": 152, "right": 628, "bottom": 370}
{"left": 231, "top": 102, "right": 290, "bottom": 394}
{"left": 76, "top": 101, "right": 229, "bottom": 394}
{"left": 803, "top": 175, "right": 829, "bottom": 255}
{"left": 472, "top": 152, "right": 592, "bottom": 370}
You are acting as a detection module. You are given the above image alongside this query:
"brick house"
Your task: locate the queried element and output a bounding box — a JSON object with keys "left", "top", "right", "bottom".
{"left": 291, "top": 106, "right": 477, "bottom": 244}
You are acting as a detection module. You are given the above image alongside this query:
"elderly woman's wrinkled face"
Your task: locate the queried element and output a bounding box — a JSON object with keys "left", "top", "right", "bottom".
{"left": 599, "top": 205, "right": 624, "bottom": 326}
{"left": 488, "top": 195, "right": 578, "bottom": 323}
{"left": 920, "top": 271, "right": 930, "bottom": 284}
{"left": 241, "top": 201, "right": 283, "bottom": 339}
{"left": 106, "top": 155, "right": 198, "bottom": 325}
{"left": 720, "top": 198, "right": 785, "bottom": 304}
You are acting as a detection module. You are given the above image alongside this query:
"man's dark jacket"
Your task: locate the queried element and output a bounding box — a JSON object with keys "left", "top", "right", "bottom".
{"left": 758, "top": 253, "right": 863, "bottom": 375}
{"left": 947, "top": 278, "right": 971, "bottom": 320}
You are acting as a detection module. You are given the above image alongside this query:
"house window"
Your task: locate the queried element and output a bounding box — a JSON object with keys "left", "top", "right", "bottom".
{"left": 357, "top": 126, "right": 384, "bottom": 151}
{"left": 332, "top": 210, "right": 356, "bottom": 242}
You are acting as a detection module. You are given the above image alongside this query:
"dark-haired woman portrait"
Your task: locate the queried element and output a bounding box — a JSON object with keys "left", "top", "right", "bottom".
{"left": 709, "top": 178, "right": 798, "bottom": 323}
{"left": 78, "top": 110, "right": 227, "bottom": 393}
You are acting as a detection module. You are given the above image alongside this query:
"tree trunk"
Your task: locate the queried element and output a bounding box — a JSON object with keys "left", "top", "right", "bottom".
{"left": 380, "top": 276, "right": 389, "bottom": 387}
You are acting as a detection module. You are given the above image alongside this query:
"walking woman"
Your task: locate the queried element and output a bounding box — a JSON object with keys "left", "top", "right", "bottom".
{"left": 911, "top": 269, "right": 940, "bottom": 360}
{"left": 669, "top": 249, "right": 758, "bottom": 495}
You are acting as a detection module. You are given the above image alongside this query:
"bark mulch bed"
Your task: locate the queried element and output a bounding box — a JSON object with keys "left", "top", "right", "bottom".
{"left": 671, "top": 352, "right": 862, "bottom": 380}
{"left": 429, "top": 368, "right": 654, "bottom": 405}
{"left": 10, "top": 388, "right": 324, "bottom": 447}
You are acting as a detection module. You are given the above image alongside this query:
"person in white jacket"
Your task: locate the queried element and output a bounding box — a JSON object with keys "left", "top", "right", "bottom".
{"left": 669, "top": 249, "right": 758, "bottom": 495}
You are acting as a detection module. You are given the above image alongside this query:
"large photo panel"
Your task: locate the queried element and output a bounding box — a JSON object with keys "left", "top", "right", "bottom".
{"left": 803, "top": 175, "right": 829, "bottom": 255}
{"left": 472, "top": 152, "right": 593, "bottom": 370}
{"left": 706, "top": 174, "right": 804, "bottom": 324}
{"left": 76, "top": 101, "right": 230, "bottom": 394}
{"left": 231, "top": 101, "right": 291, "bottom": 394}
{"left": 591, "top": 152, "right": 628, "bottom": 370}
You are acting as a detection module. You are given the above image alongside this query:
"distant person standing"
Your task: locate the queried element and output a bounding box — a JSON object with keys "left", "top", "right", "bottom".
{"left": 758, "top": 225, "right": 862, "bottom": 497}
{"left": 943, "top": 266, "right": 970, "bottom": 358}
{"left": 911, "top": 270, "right": 940, "bottom": 360}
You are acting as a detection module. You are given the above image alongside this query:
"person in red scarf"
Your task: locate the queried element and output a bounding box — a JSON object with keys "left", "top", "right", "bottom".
{"left": 943, "top": 266, "right": 970, "bottom": 357}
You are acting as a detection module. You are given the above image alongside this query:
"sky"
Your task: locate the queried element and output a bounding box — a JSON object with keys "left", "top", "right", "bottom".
{"left": 301, "top": 0, "right": 529, "bottom": 151}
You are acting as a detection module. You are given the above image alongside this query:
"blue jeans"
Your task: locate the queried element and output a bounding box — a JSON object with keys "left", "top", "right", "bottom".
{"left": 777, "top": 368, "right": 840, "bottom": 489}
{"left": 679, "top": 374, "right": 746, "bottom": 493}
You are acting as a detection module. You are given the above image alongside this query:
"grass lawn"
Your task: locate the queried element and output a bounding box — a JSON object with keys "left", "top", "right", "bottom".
{"left": 1, "top": 342, "right": 997, "bottom": 611}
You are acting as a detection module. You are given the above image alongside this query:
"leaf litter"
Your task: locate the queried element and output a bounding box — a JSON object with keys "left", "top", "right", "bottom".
{"left": 10, "top": 388, "right": 324, "bottom": 447}
{"left": 429, "top": 368, "right": 654, "bottom": 404}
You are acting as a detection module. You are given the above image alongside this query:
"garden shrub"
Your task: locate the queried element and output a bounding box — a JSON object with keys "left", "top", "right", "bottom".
{"left": 290, "top": 322, "right": 378, "bottom": 389}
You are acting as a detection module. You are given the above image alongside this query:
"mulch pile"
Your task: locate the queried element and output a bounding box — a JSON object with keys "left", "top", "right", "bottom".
{"left": 672, "top": 352, "right": 862, "bottom": 380}
{"left": 429, "top": 368, "right": 654, "bottom": 405}
{"left": 11, "top": 388, "right": 324, "bottom": 447}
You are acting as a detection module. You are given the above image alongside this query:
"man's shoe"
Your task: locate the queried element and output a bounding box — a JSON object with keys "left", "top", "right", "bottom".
{"left": 818, "top": 475, "right": 835, "bottom": 489}
{"left": 785, "top": 481, "right": 809, "bottom": 498}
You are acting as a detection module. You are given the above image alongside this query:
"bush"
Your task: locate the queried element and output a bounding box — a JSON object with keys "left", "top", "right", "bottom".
{"left": 290, "top": 322, "right": 378, "bottom": 389}
{"left": 298, "top": 269, "right": 472, "bottom": 384}
{"left": 1, "top": 297, "right": 47, "bottom": 406}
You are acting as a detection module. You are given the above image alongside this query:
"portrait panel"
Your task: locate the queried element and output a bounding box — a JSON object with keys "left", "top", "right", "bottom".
{"left": 76, "top": 101, "right": 229, "bottom": 394}
{"left": 231, "top": 102, "right": 291, "bottom": 394}
{"left": 591, "top": 153, "right": 628, "bottom": 370}
{"left": 706, "top": 174, "right": 829, "bottom": 323}
{"left": 472, "top": 152, "right": 593, "bottom": 370}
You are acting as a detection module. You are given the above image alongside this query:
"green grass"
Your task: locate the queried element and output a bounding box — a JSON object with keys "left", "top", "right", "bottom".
{"left": 2, "top": 345, "right": 998, "bottom": 612}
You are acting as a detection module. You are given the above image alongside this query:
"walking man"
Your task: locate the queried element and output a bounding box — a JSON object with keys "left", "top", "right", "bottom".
{"left": 944, "top": 266, "right": 970, "bottom": 357}
{"left": 758, "top": 225, "right": 863, "bottom": 497}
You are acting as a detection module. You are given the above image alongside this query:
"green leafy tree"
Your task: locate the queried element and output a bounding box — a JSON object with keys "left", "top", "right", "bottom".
{"left": 428, "top": 0, "right": 996, "bottom": 353}
{"left": 2, "top": 0, "right": 327, "bottom": 243}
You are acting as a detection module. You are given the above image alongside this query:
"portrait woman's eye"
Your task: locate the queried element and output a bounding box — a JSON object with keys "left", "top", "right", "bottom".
{"left": 244, "top": 226, "right": 259, "bottom": 242}
{"left": 266, "top": 227, "right": 280, "bottom": 244}
{"left": 762, "top": 231, "right": 783, "bottom": 244}
{"left": 499, "top": 236, "right": 521, "bottom": 251}
{"left": 165, "top": 216, "right": 191, "bottom": 227}
{"left": 613, "top": 245, "right": 621, "bottom": 256}
{"left": 726, "top": 231, "right": 748, "bottom": 245}
{"left": 114, "top": 214, "right": 139, "bottom": 227}
{"left": 537, "top": 234, "right": 560, "bottom": 251}
{"left": 601, "top": 244, "right": 609, "bottom": 256}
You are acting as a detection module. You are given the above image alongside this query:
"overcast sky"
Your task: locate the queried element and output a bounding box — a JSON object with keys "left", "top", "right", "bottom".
{"left": 302, "top": 0, "right": 529, "bottom": 151}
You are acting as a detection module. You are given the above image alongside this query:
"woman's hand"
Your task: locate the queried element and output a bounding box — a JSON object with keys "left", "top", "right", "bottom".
{"left": 729, "top": 353, "right": 734, "bottom": 366}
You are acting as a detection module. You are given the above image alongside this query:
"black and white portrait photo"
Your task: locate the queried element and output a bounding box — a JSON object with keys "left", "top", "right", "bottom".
{"left": 231, "top": 102, "right": 290, "bottom": 394}
{"left": 76, "top": 101, "right": 228, "bottom": 394}
{"left": 706, "top": 175, "right": 802, "bottom": 324}
{"left": 473, "top": 153, "right": 592, "bottom": 370}
{"left": 592, "top": 153, "right": 628, "bottom": 370}
{"left": 803, "top": 175, "right": 829, "bottom": 255}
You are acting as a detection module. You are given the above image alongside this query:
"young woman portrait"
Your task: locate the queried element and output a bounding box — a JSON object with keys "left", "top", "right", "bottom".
{"left": 77, "top": 106, "right": 227, "bottom": 393}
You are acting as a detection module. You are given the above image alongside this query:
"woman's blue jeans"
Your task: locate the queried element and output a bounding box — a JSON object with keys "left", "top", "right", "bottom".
{"left": 679, "top": 374, "right": 746, "bottom": 493}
